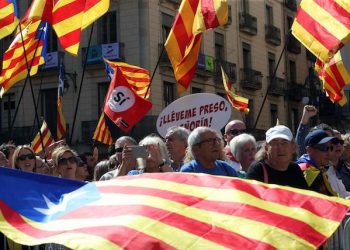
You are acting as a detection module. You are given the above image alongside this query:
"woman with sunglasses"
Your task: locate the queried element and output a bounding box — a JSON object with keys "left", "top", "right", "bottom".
{"left": 12, "top": 146, "right": 36, "bottom": 172}
{"left": 52, "top": 146, "right": 79, "bottom": 180}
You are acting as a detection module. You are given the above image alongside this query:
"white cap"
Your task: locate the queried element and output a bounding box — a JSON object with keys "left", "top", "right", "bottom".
{"left": 266, "top": 125, "right": 293, "bottom": 143}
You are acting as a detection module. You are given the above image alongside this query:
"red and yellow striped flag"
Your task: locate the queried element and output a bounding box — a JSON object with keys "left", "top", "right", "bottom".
{"left": 31, "top": 120, "right": 55, "bottom": 153}
{"left": 0, "top": 19, "right": 47, "bottom": 97}
{"left": 292, "top": 0, "right": 350, "bottom": 63}
{"left": 23, "top": 0, "right": 109, "bottom": 56}
{"left": 0, "top": 0, "right": 19, "bottom": 39}
{"left": 93, "top": 113, "right": 113, "bottom": 145}
{"left": 0, "top": 172, "right": 349, "bottom": 249}
{"left": 221, "top": 66, "right": 249, "bottom": 113}
{"left": 57, "top": 62, "right": 66, "bottom": 139}
{"left": 104, "top": 59, "right": 151, "bottom": 99}
{"left": 315, "top": 51, "right": 350, "bottom": 106}
{"left": 165, "top": 0, "right": 228, "bottom": 93}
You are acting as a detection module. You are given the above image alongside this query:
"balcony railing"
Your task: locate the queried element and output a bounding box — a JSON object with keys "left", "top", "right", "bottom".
{"left": 287, "top": 82, "right": 304, "bottom": 101}
{"left": 285, "top": 0, "right": 297, "bottom": 11}
{"left": 287, "top": 34, "right": 301, "bottom": 54}
{"left": 239, "top": 12, "right": 257, "bottom": 35}
{"left": 214, "top": 59, "right": 236, "bottom": 83}
{"left": 0, "top": 126, "right": 36, "bottom": 145}
{"left": 240, "top": 68, "right": 262, "bottom": 90}
{"left": 268, "top": 77, "right": 285, "bottom": 96}
{"left": 265, "top": 24, "right": 281, "bottom": 46}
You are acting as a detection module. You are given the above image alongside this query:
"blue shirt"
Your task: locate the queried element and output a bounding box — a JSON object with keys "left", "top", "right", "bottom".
{"left": 180, "top": 160, "right": 237, "bottom": 177}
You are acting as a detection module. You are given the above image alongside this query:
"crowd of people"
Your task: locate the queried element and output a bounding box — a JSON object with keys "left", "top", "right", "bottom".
{"left": 2, "top": 105, "right": 350, "bottom": 201}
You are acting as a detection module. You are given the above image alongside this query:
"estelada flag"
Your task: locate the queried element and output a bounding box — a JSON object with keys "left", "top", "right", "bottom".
{"left": 0, "top": 168, "right": 350, "bottom": 249}
{"left": 104, "top": 66, "right": 152, "bottom": 133}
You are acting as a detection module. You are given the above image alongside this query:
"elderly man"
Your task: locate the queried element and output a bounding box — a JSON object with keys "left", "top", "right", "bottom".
{"left": 247, "top": 125, "right": 308, "bottom": 189}
{"left": 180, "top": 127, "right": 237, "bottom": 177}
{"left": 223, "top": 120, "right": 246, "bottom": 171}
{"left": 99, "top": 136, "right": 137, "bottom": 180}
{"left": 165, "top": 126, "right": 190, "bottom": 171}
{"left": 296, "top": 129, "right": 338, "bottom": 195}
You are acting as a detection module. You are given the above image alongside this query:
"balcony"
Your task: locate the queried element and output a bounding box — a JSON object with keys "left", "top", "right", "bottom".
{"left": 240, "top": 68, "right": 262, "bottom": 90}
{"left": 82, "top": 42, "right": 124, "bottom": 66}
{"left": 287, "top": 34, "right": 301, "bottom": 54}
{"left": 265, "top": 24, "right": 281, "bottom": 46}
{"left": 0, "top": 126, "right": 35, "bottom": 145}
{"left": 287, "top": 82, "right": 304, "bottom": 101}
{"left": 214, "top": 59, "right": 236, "bottom": 84}
{"left": 285, "top": 0, "right": 297, "bottom": 12}
{"left": 197, "top": 53, "right": 215, "bottom": 77}
{"left": 239, "top": 12, "right": 257, "bottom": 35}
{"left": 159, "top": 0, "right": 180, "bottom": 5}
{"left": 268, "top": 77, "right": 285, "bottom": 96}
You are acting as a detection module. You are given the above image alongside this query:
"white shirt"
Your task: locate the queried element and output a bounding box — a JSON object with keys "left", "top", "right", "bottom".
{"left": 327, "top": 166, "right": 350, "bottom": 198}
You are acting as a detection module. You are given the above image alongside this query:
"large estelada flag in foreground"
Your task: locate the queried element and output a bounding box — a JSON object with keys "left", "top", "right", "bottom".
{"left": 292, "top": 0, "right": 350, "bottom": 63}
{"left": 0, "top": 20, "right": 48, "bottom": 97}
{"left": 23, "top": 0, "right": 110, "bottom": 56}
{"left": 0, "top": 168, "right": 349, "bottom": 249}
{"left": 0, "top": 0, "right": 19, "bottom": 39}
{"left": 104, "top": 59, "right": 151, "bottom": 99}
{"left": 165, "top": 0, "right": 228, "bottom": 93}
{"left": 104, "top": 67, "right": 152, "bottom": 133}
{"left": 221, "top": 66, "right": 249, "bottom": 113}
{"left": 31, "top": 120, "right": 55, "bottom": 153}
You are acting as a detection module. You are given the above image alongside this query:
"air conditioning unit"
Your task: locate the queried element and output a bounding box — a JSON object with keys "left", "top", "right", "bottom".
{"left": 102, "top": 43, "right": 120, "bottom": 60}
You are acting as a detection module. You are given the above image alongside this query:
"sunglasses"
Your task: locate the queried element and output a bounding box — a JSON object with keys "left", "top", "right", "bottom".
{"left": 312, "top": 145, "right": 334, "bottom": 152}
{"left": 197, "top": 137, "right": 221, "bottom": 145}
{"left": 229, "top": 129, "right": 246, "bottom": 136}
{"left": 115, "top": 147, "right": 123, "bottom": 153}
{"left": 58, "top": 156, "right": 78, "bottom": 166}
{"left": 18, "top": 153, "right": 35, "bottom": 161}
{"left": 332, "top": 139, "right": 345, "bottom": 145}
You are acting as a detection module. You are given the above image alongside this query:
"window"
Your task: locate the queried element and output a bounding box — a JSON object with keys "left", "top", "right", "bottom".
{"left": 288, "top": 60, "right": 296, "bottom": 83}
{"left": 268, "top": 52, "right": 275, "bottom": 77}
{"left": 266, "top": 5, "right": 273, "bottom": 25}
{"left": 191, "top": 87, "right": 202, "bottom": 94}
{"left": 47, "top": 28, "right": 58, "bottom": 52}
{"left": 98, "top": 82, "right": 109, "bottom": 115}
{"left": 99, "top": 11, "right": 117, "bottom": 44}
{"left": 162, "top": 13, "right": 173, "bottom": 43}
{"left": 287, "top": 16, "right": 293, "bottom": 31}
{"left": 164, "top": 82, "right": 175, "bottom": 106}
{"left": 40, "top": 89, "right": 57, "bottom": 137}
{"left": 215, "top": 32, "right": 225, "bottom": 61}
{"left": 242, "top": 42, "right": 251, "bottom": 68}
{"left": 291, "top": 108, "right": 298, "bottom": 134}
{"left": 246, "top": 98, "right": 254, "bottom": 128}
{"left": 270, "top": 104, "right": 278, "bottom": 127}
{"left": 241, "top": 0, "right": 249, "bottom": 13}
{"left": 2, "top": 93, "right": 15, "bottom": 129}
{"left": 3, "top": 93, "right": 15, "bottom": 111}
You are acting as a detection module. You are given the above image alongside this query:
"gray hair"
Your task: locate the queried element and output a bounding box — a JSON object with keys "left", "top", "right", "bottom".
{"left": 139, "top": 135, "right": 171, "bottom": 165}
{"left": 166, "top": 126, "right": 190, "bottom": 144}
{"left": 229, "top": 133, "right": 256, "bottom": 162}
{"left": 115, "top": 136, "right": 137, "bottom": 149}
{"left": 187, "top": 127, "right": 221, "bottom": 155}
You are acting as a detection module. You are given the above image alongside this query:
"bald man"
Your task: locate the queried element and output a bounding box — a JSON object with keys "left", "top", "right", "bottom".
{"left": 223, "top": 120, "right": 246, "bottom": 171}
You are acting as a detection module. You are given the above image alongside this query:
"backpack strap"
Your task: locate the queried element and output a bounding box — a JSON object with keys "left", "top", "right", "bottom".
{"left": 261, "top": 162, "right": 268, "bottom": 183}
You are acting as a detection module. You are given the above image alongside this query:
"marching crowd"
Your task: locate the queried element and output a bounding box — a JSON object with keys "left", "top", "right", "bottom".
{"left": 2, "top": 105, "right": 350, "bottom": 199}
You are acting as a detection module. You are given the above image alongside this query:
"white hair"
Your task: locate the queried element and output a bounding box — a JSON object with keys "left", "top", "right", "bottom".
{"left": 229, "top": 133, "right": 256, "bottom": 162}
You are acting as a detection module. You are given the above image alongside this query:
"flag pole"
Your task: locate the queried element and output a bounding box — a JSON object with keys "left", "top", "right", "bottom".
{"left": 70, "top": 23, "right": 94, "bottom": 145}
{"left": 144, "top": 44, "right": 165, "bottom": 99}
{"left": 30, "top": 72, "right": 44, "bottom": 138}
{"left": 252, "top": 41, "right": 287, "bottom": 130}
{"left": 17, "top": 22, "right": 46, "bottom": 152}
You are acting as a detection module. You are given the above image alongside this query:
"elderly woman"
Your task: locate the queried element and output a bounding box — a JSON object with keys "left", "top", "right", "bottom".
{"left": 181, "top": 127, "right": 237, "bottom": 177}
{"left": 128, "top": 134, "right": 172, "bottom": 175}
{"left": 12, "top": 145, "right": 36, "bottom": 172}
{"left": 336, "top": 134, "right": 350, "bottom": 192}
{"left": 229, "top": 133, "right": 257, "bottom": 175}
{"left": 52, "top": 146, "right": 79, "bottom": 180}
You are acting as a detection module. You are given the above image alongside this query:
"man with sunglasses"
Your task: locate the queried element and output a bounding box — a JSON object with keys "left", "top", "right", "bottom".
{"left": 223, "top": 120, "right": 246, "bottom": 171}
{"left": 297, "top": 129, "right": 339, "bottom": 196}
{"left": 181, "top": 127, "right": 237, "bottom": 177}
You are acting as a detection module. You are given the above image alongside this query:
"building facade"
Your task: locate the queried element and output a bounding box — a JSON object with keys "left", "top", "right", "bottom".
{"left": 0, "top": 0, "right": 319, "bottom": 149}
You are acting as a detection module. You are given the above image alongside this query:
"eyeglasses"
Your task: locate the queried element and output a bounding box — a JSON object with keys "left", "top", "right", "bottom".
{"left": 197, "top": 137, "right": 221, "bottom": 145}
{"left": 312, "top": 145, "right": 334, "bottom": 152}
{"left": 58, "top": 156, "right": 78, "bottom": 166}
{"left": 18, "top": 153, "right": 35, "bottom": 161}
{"left": 115, "top": 147, "right": 123, "bottom": 153}
{"left": 229, "top": 129, "right": 246, "bottom": 136}
{"left": 333, "top": 139, "right": 345, "bottom": 145}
